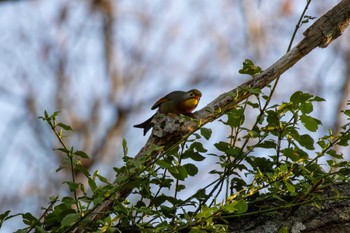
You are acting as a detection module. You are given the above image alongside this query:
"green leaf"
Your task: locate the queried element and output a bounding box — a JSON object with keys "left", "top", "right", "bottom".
{"left": 122, "top": 138, "right": 128, "bottom": 156}
{"left": 191, "top": 142, "right": 208, "bottom": 153}
{"left": 247, "top": 101, "right": 260, "bottom": 108}
{"left": 160, "top": 205, "right": 175, "bottom": 218}
{"left": 61, "top": 213, "right": 80, "bottom": 226}
{"left": 286, "top": 128, "right": 301, "bottom": 147}
{"left": 156, "top": 160, "right": 172, "bottom": 169}
{"left": 135, "top": 201, "right": 146, "bottom": 208}
{"left": 227, "top": 108, "right": 245, "bottom": 127}
{"left": 0, "top": 210, "right": 10, "bottom": 220}
{"left": 65, "top": 182, "right": 80, "bottom": 192}
{"left": 93, "top": 197, "right": 104, "bottom": 206}
{"left": 338, "top": 131, "right": 350, "bottom": 146}
{"left": 235, "top": 200, "right": 248, "bottom": 213}
{"left": 57, "top": 123, "right": 73, "bottom": 131}
{"left": 183, "top": 163, "right": 199, "bottom": 176}
{"left": 56, "top": 147, "right": 69, "bottom": 154}
{"left": 0, "top": 210, "right": 11, "bottom": 226}
{"left": 230, "top": 178, "right": 247, "bottom": 191}
{"left": 247, "top": 129, "right": 260, "bottom": 138}
{"left": 168, "top": 165, "right": 188, "bottom": 180}
{"left": 327, "top": 149, "right": 343, "bottom": 159}
{"left": 22, "top": 212, "right": 38, "bottom": 226}
{"left": 116, "top": 175, "right": 129, "bottom": 183}
{"left": 74, "top": 150, "right": 89, "bottom": 159}
{"left": 300, "top": 102, "right": 313, "bottom": 114}
{"left": 151, "top": 195, "right": 168, "bottom": 206}
{"left": 88, "top": 178, "right": 97, "bottom": 192}
{"left": 226, "top": 147, "right": 244, "bottom": 159}
{"left": 247, "top": 88, "right": 262, "bottom": 95}
{"left": 223, "top": 200, "right": 248, "bottom": 213}
{"left": 214, "top": 142, "right": 230, "bottom": 152}
{"left": 200, "top": 128, "right": 212, "bottom": 140}
{"left": 96, "top": 174, "right": 110, "bottom": 184}
{"left": 256, "top": 140, "right": 277, "bottom": 149}
{"left": 176, "top": 184, "right": 186, "bottom": 192}
{"left": 75, "top": 164, "right": 90, "bottom": 177}
{"left": 278, "top": 102, "right": 293, "bottom": 115}
{"left": 247, "top": 157, "right": 274, "bottom": 172}
{"left": 190, "top": 152, "right": 206, "bottom": 161}
{"left": 284, "top": 180, "right": 296, "bottom": 193}
{"left": 189, "top": 228, "right": 206, "bottom": 233}
{"left": 177, "top": 165, "right": 188, "bottom": 180}
{"left": 239, "top": 59, "right": 262, "bottom": 76}
{"left": 290, "top": 91, "right": 312, "bottom": 105}
{"left": 266, "top": 110, "right": 279, "bottom": 127}
{"left": 311, "top": 95, "right": 325, "bottom": 102}
{"left": 38, "top": 111, "right": 48, "bottom": 121}
{"left": 223, "top": 202, "right": 237, "bottom": 213}
{"left": 62, "top": 197, "right": 76, "bottom": 207}
{"left": 272, "top": 194, "right": 288, "bottom": 203}
{"left": 40, "top": 111, "right": 60, "bottom": 121}
{"left": 34, "top": 226, "right": 48, "bottom": 233}
{"left": 279, "top": 226, "right": 289, "bottom": 233}
{"left": 282, "top": 148, "right": 300, "bottom": 162}
{"left": 343, "top": 109, "right": 350, "bottom": 117}
{"left": 317, "top": 140, "right": 327, "bottom": 149}
{"left": 43, "top": 212, "right": 59, "bottom": 229}
{"left": 298, "top": 134, "right": 315, "bottom": 150}
{"left": 300, "top": 115, "right": 320, "bottom": 132}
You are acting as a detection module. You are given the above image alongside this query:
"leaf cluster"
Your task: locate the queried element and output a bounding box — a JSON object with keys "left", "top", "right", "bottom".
{"left": 1, "top": 89, "right": 350, "bottom": 233}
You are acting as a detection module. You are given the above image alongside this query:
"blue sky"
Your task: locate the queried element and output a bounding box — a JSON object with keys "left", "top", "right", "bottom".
{"left": 0, "top": 0, "right": 349, "bottom": 232}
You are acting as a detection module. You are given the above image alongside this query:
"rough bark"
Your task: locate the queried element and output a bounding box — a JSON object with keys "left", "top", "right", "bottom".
{"left": 228, "top": 183, "right": 350, "bottom": 233}
{"left": 72, "top": 0, "right": 350, "bottom": 232}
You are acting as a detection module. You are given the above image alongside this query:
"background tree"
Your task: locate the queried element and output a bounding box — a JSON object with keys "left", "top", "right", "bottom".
{"left": 0, "top": 0, "right": 349, "bottom": 232}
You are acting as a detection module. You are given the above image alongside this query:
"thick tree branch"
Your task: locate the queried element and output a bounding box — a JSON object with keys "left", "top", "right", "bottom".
{"left": 72, "top": 0, "right": 350, "bottom": 231}
{"left": 228, "top": 183, "right": 350, "bottom": 233}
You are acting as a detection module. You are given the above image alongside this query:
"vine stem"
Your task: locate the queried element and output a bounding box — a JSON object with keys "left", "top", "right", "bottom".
{"left": 47, "top": 118, "right": 79, "bottom": 213}
{"left": 287, "top": 0, "right": 312, "bottom": 52}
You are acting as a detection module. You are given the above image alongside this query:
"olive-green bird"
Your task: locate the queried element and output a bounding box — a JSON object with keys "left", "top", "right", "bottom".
{"left": 134, "top": 89, "right": 202, "bottom": 135}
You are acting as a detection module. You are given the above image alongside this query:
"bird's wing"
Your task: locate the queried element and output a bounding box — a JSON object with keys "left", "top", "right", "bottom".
{"left": 151, "top": 91, "right": 182, "bottom": 110}
{"left": 151, "top": 96, "right": 169, "bottom": 110}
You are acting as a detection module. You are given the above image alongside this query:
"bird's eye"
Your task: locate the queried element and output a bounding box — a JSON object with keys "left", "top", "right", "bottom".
{"left": 189, "top": 92, "right": 194, "bottom": 97}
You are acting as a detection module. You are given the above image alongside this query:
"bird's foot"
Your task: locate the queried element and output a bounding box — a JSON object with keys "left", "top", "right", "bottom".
{"left": 168, "top": 113, "right": 177, "bottom": 118}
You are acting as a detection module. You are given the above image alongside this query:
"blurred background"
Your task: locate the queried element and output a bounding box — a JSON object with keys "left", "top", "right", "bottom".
{"left": 0, "top": 0, "right": 349, "bottom": 232}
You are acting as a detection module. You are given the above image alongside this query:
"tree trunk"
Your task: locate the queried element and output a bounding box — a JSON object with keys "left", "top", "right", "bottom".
{"left": 229, "top": 183, "right": 350, "bottom": 233}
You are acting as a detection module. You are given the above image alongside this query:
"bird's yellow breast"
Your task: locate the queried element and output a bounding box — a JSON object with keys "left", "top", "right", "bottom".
{"left": 180, "top": 98, "right": 199, "bottom": 113}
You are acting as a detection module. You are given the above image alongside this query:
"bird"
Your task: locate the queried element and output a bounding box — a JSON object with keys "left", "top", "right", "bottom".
{"left": 134, "top": 89, "right": 202, "bottom": 135}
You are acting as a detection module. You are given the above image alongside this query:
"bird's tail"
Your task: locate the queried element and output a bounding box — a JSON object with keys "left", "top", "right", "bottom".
{"left": 133, "top": 115, "right": 154, "bottom": 136}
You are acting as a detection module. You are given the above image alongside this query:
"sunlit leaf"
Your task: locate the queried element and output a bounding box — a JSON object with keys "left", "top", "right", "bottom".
{"left": 300, "top": 115, "right": 319, "bottom": 132}
{"left": 61, "top": 213, "right": 80, "bottom": 226}
{"left": 239, "top": 59, "right": 262, "bottom": 77}
{"left": 169, "top": 165, "right": 188, "bottom": 180}
{"left": 300, "top": 102, "right": 313, "bottom": 114}
{"left": 57, "top": 123, "right": 73, "bottom": 131}
{"left": 235, "top": 200, "right": 248, "bottom": 213}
